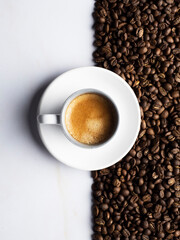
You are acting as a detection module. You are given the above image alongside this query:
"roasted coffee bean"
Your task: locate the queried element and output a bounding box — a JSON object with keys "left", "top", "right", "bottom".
{"left": 92, "top": 234, "right": 103, "bottom": 240}
{"left": 139, "top": 178, "right": 144, "bottom": 186}
{"left": 113, "top": 187, "right": 120, "bottom": 195}
{"left": 95, "top": 218, "right": 105, "bottom": 226}
{"left": 172, "top": 90, "right": 179, "bottom": 98}
{"left": 112, "top": 179, "right": 121, "bottom": 187}
{"left": 121, "top": 189, "right": 130, "bottom": 197}
{"left": 101, "top": 226, "right": 107, "bottom": 235}
{"left": 104, "top": 211, "right": 110, "bottom": 221}
{"left": 165, "top": 222, "right": 171, "bottom": 231}
{"left": 161, "top": 110, "right": 169, "bottom": 119}
{"left": 122, "top": 229, "right": 130, "bottom": 237}
{"left": 139, "top": 47, "right": 148, "bottom": 54}
{"left": 175, "top": 230, "right": 180, "bottom": 237}
{"left": 100, "top": 204, "right": 109, "bottom": 211}
{"left": 158, "top": 232, "right": 165, "bottom": 238}
{"left": 92, "top": 0, "right": 179, "bottom": 239}
{"left": 94, "top": 225, "right": 101, "bottom": 233}
{"left": 142, "top": 234, "right": 149, "bottom": 240}
{"left": 93, "top": 205, "right": 100, "bottom": 217}
{"left": 142, "top": 220, "right": 149, "bottom": 229}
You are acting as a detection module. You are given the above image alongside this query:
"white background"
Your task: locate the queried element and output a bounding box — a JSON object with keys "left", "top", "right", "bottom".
{"left": 0, "top": 1, "right": 94, "bottom": 239}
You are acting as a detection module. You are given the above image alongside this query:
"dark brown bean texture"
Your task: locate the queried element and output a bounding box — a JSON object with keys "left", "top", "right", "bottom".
{"left": 92, "top": 0, "right": 180, "bottom": 239}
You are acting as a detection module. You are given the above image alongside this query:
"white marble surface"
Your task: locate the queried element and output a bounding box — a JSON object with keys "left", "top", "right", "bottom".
{"left": 0, "top": 1, "right": 94, "bottom": 239}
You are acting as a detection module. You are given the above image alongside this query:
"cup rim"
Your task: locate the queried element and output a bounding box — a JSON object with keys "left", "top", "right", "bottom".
{"left": 60, "top": 88, "right": 120, "bottom": 149}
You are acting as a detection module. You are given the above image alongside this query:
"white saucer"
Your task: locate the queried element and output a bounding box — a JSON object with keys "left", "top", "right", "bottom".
{"left": 37, "top": 67, "right": 141, "bottom": 170}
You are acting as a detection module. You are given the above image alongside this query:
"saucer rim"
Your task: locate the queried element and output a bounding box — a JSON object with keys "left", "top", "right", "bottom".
{"left": 37, "top": 66, "right": 141, "bottom": 170}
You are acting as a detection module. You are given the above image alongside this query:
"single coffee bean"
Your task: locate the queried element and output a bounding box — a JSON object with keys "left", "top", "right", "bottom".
{"left": 104, "top": 211, "right": 110, "bottom": 221}
{"left": 121, "top": 189, "right": 130, "bottom": 197}
{"left": 172, "top": 90, "right": 179, "bottom": 98}
{"left": 159, "top": 87, "right": 167, "bottom": 96}
{"left": 175, "top": 230, "right": 180, "bottom": 237}
{"left": 163, "top": 83, "right": 172, "bottom": 91}
{"left": 139, "top": 47, "right": 148, "bottom": 54}
{"left": 159, "top": 190, "right": 165, "bottom": 198}
{"left": 106, "top": 218, "right": 113, "bottom": 227}
{"left": 127, "top": 24, "right": 133, "bottom": 32}
{"left": 101, "top": 226, "right": 107, "bottom": 235}
{"left": 164, "top": 222, "right": 171, "bottom": 231}
{"left": 142, "top": 220, "right": 149, "bottom": 229}
{"left": 164, "top": 28, "right": 171, "bottom": 36}
{"left": 93, "top": 205, "right": 100, "bottom": 217}
{"left": 113, "top": 187, "right": 121, "bottom": 195}
{"left": 161, "top": 110, "right": 169, "bottom": 119}
{"left": 166, "top": 36, "right": 174, "bottom": 43}
{"left": 93, "top": 233, "right": 104, "bottom": 240}
{"left": 147, "top": 128, "right": 155, "bottom": 135}
{"left": 167, "top": 198, "right": 174, "bottom": 207}
{"left": 94, "top": 225, "right": 101, "bottom": 233}
{"left": 112, "top": 179, "right": 121, "bottom": 187}
{"left": 139, "top": 178, "right": 144, "bottom": 186}
{"left": 155, "top": 48, "right": 161, "bottom": 55}
{"left": 95, "top": 218, "right": 105, "bottom": 226}
{"left": 122, "top": 229, "right": 130, "bottom": 237}
{"left": 168, "top": 178, "right": 175, "bottom": 186}
{"left": 100, "top": 204, "right": 109, "bottom": 211}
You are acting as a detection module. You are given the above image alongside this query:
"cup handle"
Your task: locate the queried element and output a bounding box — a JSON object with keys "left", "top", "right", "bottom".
{"left": 37, "top": 114, "right": 61, "bottom": 125}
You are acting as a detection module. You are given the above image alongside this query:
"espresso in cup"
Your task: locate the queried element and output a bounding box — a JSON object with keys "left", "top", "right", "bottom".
{"left": 38, "top": 89, "right": 119, "bottom": 148}
{"left": 65, "top": 93, "right": 118, "bottom": 145}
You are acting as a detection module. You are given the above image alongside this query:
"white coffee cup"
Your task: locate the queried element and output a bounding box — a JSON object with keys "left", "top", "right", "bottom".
{"left": 37, "top": 88, "right": 119, "bottom": 148}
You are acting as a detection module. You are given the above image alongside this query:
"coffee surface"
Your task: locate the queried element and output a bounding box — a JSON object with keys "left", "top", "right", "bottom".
{"left": 65, "top": 93, "right": 115, "bottom": 145}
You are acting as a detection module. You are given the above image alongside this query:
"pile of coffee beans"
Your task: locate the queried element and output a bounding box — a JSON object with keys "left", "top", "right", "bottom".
{"left": 92, "top": 0, "right": 180, "bottom": 239}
